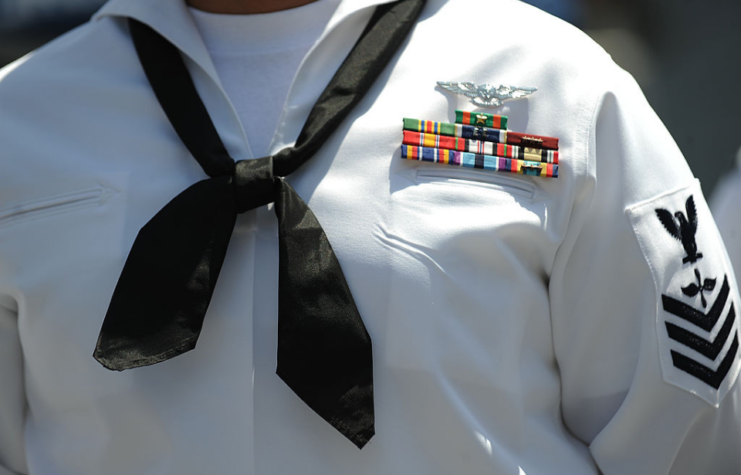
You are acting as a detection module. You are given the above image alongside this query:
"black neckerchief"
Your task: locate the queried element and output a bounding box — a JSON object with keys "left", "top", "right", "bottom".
{"left": 93, "top": 0, "right": 426, "bottom": 449}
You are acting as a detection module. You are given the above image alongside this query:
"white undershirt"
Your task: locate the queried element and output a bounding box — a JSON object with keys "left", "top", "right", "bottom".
{"left": 189, "top": 0, "right": 340, "bottom": 157}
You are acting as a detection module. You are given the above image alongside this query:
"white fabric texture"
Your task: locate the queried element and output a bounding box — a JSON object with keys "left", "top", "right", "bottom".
{"left": 0, "top": 0, "right": 739, "bottom": 474}
{"left": 189, "top": 0, "right": 339, "bottom": 158}
{"left": 712, "top": 166, "right": 741, "bottom": 280}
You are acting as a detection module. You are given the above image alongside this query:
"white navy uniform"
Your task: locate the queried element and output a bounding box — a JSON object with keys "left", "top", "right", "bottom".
{"left": 0, "top": 0, "right": 739, "bottom": 474}
{"left": 712, "top": 163, "right": 741, "bottom": 280}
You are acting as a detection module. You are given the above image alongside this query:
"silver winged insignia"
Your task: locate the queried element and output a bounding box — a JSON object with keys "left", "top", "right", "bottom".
{"left": 437, "top": 81, "right": 537, "bottom": 107}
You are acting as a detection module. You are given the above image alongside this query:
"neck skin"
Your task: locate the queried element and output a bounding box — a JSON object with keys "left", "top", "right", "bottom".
{"left": 186, "top": 0, "right": 320, "bottom": 14}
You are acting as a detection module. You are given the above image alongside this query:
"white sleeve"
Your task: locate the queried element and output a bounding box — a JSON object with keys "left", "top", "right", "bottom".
{"left": 711, "top": 168, "right": 741, "bottom": 277}
{"left": 549, "top": 66, "right": 741, "bottom": 475}
{"left": 0, "top": 296, "right": 28, "bottom": 475}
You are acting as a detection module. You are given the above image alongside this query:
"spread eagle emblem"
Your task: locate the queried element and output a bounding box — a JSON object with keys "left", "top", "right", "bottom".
{"left": 655, "top": 195, "right": 703, "bottom": 264}
{"left": 436, "top": 81, "right": 537, "bottom": 107}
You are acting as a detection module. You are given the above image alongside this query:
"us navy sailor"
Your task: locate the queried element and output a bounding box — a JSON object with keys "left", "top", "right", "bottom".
{"left": 0, "top": 0, "right": 739, "bottom": 474}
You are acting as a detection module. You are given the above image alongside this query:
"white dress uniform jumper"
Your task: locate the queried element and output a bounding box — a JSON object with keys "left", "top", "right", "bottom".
{"left": 0, "top": 0, "right": 740, "bottom": 474}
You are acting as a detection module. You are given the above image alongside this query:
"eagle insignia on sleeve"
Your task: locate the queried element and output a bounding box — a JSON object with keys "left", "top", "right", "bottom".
{"left": 655, "top": 195, "right": 703, "bottom": 264}
{"left": 627, "top": 183, "right": 741, "bottom": 406}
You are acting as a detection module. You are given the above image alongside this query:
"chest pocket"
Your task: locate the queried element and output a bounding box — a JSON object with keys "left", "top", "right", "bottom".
{"left": 413, "top": 167, "right": 537, "bottom": 200}
{"left": 0, "top": 173, "right": 132, "bottom": 418}
{"left": 381, "top": 165, "right": 552, "bottom": 376}
{"left": 0, "top": 185, "right": 118, "bottom": 228}
{"left": 0, "top": 173, "right": 129, "bottom": 281}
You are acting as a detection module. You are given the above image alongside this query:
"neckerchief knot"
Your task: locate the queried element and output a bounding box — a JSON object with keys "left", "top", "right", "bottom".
{"left": 232, "top": 157, "right": 275, "bottom": 213}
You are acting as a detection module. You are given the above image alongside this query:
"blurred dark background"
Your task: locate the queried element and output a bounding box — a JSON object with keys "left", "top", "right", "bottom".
{"left": 1, "top": 0, "right": 740, "bottom": 195}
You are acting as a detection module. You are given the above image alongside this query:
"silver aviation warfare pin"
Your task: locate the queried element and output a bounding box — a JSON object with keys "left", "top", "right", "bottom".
{"left": 437, "top": 81, "right": 537, "bottom": 108}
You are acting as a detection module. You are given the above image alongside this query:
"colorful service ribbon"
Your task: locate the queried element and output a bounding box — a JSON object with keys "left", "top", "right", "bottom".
{"left": 403, "top": 118, "right": 506, "bottom": 143}
{"left": 401, "top": 144, "right": 558, "bottom": 178}
{"left": 455, "top": 110, "right": 508, "bottom": 129}
{"left": 403, "top": 118, "right": 559, "bottom": 150}
{"left": 400, "top": 110, "right": 560, "bottom": 179}
{"left": 402, "top": 130, "right": 558, "bottom": 164}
